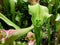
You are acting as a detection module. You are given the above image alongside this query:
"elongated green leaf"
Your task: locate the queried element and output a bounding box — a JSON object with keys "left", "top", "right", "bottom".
{"left": 9, "top": 0, "right": 15, "bottom": 15}
{"left": 3, "top": 0, "right": 10, "bottom": 14}
{"left": 9, "top": 0, "right": 16, "bottom": 22}
{"left": 0, "top": 13, "right": 20, "bottom": 30}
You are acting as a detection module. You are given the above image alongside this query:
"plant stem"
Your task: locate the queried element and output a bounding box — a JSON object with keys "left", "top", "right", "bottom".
{"left": 46, "top": 18, "right": 50, "bottom": 45}
{"left": 34, "top": 22, "right": 42, "bottom": 45}
{"left": 53, "top": 0, "right": 59, "bottom": 45}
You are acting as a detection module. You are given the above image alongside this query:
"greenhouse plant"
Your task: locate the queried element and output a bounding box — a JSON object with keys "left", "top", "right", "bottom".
{"left": 0, "top": 0, "right": 60, "bottom": 45}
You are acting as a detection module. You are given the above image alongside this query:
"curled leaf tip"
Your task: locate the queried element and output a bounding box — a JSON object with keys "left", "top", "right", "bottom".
{"left": 55, "top": 14, "right": 60, "bottom": 21}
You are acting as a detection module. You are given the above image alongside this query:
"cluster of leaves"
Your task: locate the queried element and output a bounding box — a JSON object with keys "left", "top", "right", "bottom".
{"left": 40, "top": 0, "right": 60, "bottom": 45}
{"left": 0, "top": 0, "right": 32, "bottom": 45}
{"left": 0, "top": 0, "right": 31, "bottom": 29}
{"left": 0, "top": 0, "right": 60, "bottom": 45}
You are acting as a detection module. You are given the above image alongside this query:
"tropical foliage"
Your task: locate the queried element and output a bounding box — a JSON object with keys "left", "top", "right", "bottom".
{"left": 0, "top": 0, "right": 60, "bottom": 45}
